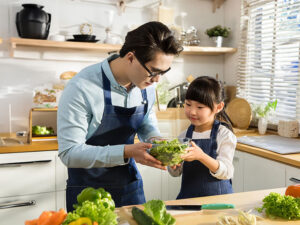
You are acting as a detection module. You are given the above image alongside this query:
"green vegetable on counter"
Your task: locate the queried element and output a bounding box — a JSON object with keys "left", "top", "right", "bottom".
{"left": 32, "top": 125, "right": 54, "bottom": 135}
{"left": 76, "top": 187, "right": 115, "bottom": 211}
{"left": 256, "top": 192, "right": 300, "bottom": 220}
{"left": 150, "top": 139, "right": 188, "bottom": 166}
{"left": 132, "top": 200, "right": 176, "bottom": 225}
{"left": 63, "top": 187, "right": 117, "bottom": 225}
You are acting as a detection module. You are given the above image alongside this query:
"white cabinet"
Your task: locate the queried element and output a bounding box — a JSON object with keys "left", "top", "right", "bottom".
{"left": 137, "top": 164, "right": 163, "bottom": 201}
{"left": 233, "top": 150, "right": 299, "bottom": 193}
{"left": 232, "top": 150, "right": 244, "bottom": 193}
{"left": 0, "top": 151, "right": 67, "bottom": 224}
{"left": 243, "top": 152, "right": 286, "bottom": 191}
{"left": 137, "top": 164, "right": 182, "bottom": 201}
{"left": 161, "top": 170, "right": 181, "bottom": 201}
{"left": 285, "top": 164, "right": 300, "bottom": 186}
{"left": 0, "top": 192, "right": 56, "bottom": 224}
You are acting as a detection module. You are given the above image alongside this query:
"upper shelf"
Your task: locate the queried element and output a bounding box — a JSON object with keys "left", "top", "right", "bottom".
{"left": 9, "top": 37, "right": 237, "bottom": 57}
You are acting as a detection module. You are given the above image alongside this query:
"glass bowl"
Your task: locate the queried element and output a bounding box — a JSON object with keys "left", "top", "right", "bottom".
{"left": 148, "top": 138, "right": 190, "bottom": 166}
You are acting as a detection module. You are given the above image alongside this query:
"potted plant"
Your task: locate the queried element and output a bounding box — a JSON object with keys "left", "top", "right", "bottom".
{"left": 206, "top": 25, "right": 230, "bottom": 47}
{"left": 252, "top": 100, "right": 278, "bottom": 134}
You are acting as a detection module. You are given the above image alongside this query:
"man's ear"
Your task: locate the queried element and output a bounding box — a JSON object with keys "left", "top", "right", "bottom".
{"left": 216, "top": 101, "right": 225, "bottom": 113}
{"left": 126, "top": 52, "right": 134, "bottom": 63}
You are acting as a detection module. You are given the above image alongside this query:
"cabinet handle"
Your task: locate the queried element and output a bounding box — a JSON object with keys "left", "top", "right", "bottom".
{"left": 0, "top": 200, "right": 36, "bottom": 209}
{"left": 289, "top": 177, "right": 300, "bottom": 183}
{"left": 0, "top": 160, "right": 52, "bottom": 168}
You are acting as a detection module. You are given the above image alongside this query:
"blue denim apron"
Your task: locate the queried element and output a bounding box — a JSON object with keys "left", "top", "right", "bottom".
{"left": 66, "top": 64, "right": 147, "bottom": 211}
{"left": 177, "top": 120, "right": 233, "bottom": 199}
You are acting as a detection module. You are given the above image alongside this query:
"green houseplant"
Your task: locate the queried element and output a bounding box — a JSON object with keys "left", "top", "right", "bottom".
{"left": 206, "top": 25, "right": 230, "bottom": 47}
{"left": 252, "top": 100, "right": 278, "bottom": 134}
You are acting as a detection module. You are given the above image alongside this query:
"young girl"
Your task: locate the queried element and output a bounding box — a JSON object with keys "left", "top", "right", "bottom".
{"left": 168, "top": 76, "right": 236, "bottom": 199}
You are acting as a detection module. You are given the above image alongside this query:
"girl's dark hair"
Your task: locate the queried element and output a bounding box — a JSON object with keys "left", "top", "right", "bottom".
{"left": 185, "top": 76, "right": 233, "bottom": 131}
{"left": 119, "top": 21, "right": 183, "bottom": 63}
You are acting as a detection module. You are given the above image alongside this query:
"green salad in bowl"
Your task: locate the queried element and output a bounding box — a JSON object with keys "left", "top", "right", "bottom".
{"left": 149, "top": 138, "right": 190, "bottom": 166}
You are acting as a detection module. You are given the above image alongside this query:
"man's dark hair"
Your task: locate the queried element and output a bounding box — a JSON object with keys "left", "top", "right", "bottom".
{"left": 119, "top": 21, "right": 183, "bottom": 63}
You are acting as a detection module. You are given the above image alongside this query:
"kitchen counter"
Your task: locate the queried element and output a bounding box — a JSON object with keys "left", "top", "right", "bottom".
{"left": 1, "top": 128, "right": 300, "bottom": 168}
{"left": 0, "top": 140, "right": 58, "bottom": 153}
{"left": 119, "top": 187, "right": 297, "bottom": 225}
{"left": 235, "top": 130, "right": 300, "bottom": 168}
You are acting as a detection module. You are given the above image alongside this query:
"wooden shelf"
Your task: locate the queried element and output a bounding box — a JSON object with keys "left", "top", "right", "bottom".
{"left": 10, "top": 37, "right": 121, "bottom": 53}
{"left": 182, "top": 46, "right": 237, "bottom": 55}
{"left": 9, "top": 37, "right": 237, "bottom": 57}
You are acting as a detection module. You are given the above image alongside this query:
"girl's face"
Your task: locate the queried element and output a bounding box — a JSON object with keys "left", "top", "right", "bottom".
{"left": 184, "top": 99, "right": 224, "bottom": 129}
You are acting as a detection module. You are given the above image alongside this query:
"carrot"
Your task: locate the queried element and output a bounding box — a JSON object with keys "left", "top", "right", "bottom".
{"left": 93, "top": 222, "right": 99, "bottom": 225}
{"left": 25, "top": 219, "right": 38, "bottom": 225}
{"left": 43, "top": 208, "right": 67, "bottom": 225}
{"left": 37, "top": 211, "right": 53, "bottom": 225}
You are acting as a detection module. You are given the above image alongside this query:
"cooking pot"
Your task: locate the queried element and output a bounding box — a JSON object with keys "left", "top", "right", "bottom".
{"left": 16, "top": 4, "right": 51, "bottom": 39}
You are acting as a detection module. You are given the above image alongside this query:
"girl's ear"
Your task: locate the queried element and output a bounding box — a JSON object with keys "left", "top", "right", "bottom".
{"left": 216, "top": 101, "right": 225, "bottom": 113}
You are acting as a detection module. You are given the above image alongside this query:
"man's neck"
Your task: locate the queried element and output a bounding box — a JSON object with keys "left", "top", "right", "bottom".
{"left": 109, "top": 57, "right": 132, "bottom": 91}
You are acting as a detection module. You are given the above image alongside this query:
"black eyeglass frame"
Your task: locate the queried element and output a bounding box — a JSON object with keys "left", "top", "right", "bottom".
{"left": 135, "top": 55, "right": 171, "bottom": 77}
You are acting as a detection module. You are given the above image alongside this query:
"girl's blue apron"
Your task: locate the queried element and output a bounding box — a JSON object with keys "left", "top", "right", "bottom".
{"left": 66, "top": 64, "right": 147, "bottom": 211}
{"left": 177, "top": 120, "right": 233, "bottom": 199}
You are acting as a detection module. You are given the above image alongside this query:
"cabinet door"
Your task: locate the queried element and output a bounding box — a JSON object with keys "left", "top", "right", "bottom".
{"left": 0, "top": 192, "right": 56, "bottom": 224}
{"left": 56, "top": 190, "right": 66, "bottom": 211}
{"left": 285, "top": 165, "right": 300, "bottom": 186}
{"left": 55, "top": 152, "right": 68, "bottom": 191}
{"left": 243, "top": 152, "right": 286, "bottom": 191}
{"left": 0, "top": 151, "right": 55, "bottom": 197}
{"left": 161, "top": 171, "right": 181, "bottom": 201}
{"left": 232, "top": 150, "right": 244, "bottom": 193}
{"left": 137, "top": 164, "right": 162, "bottom": 201}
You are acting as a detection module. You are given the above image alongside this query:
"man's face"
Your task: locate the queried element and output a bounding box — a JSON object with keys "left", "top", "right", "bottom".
{"left": 130, "top": 51, "right": 174, "bottom": 89}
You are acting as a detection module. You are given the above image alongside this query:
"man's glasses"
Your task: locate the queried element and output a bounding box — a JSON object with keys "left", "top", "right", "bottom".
{"left": 135, "top": 56, "right": 171, "bottom": 78}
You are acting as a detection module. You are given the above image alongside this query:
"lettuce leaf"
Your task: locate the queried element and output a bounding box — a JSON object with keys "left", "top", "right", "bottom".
{"left": 143, "top": 200, "right": 176, "bottom": 225}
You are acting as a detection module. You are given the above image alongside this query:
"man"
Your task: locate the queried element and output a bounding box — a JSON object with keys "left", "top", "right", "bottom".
{"left": 57, "top": 21, "right": 183, "bottom": 211}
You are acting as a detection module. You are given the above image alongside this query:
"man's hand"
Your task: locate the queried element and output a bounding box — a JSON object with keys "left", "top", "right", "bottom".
{"left": 124, "top": 142, "right": 166, "bottom": 170}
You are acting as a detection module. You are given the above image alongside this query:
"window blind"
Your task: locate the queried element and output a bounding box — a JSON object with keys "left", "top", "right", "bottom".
{"left": 237, "top": 0, "right": 300, "bottom": 121}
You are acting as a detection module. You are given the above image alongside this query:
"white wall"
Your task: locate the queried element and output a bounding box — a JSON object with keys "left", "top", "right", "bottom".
{"left": 0, "top": 0, "right": 240, "bottom": 133}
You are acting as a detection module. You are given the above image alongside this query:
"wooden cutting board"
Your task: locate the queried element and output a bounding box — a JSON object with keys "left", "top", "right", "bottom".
{"left": 117, "top": 188, "right": 297, "bottom": 225}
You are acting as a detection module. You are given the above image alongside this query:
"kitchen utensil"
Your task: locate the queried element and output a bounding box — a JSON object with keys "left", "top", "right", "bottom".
{"left": 225, "top": 98, "right": 252, "bottom": 129}
{"left": 66, "top": 39, "right": 99, "bottom": 43}
{"left": 166, "top": 203, "right": 235, "bottom": 211}
{"left": 73, "top": 34, "right": 96, "bottom": 41}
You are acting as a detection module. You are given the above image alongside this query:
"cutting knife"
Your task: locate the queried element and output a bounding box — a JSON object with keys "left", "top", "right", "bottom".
{"left": 166, "top": 203, "right": 235, "bottom": 211}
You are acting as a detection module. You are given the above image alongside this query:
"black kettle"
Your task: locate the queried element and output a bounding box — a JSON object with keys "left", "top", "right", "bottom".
{"left": 16, "top": 4, "right": 51, "bottom": 39}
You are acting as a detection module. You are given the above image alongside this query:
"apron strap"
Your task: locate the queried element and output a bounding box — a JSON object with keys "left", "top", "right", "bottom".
{"left": 210, "top": 120, "right": 221, "bottom": 153}
{"left": 186, "top": 125, "right": 194, "bottom": 139}
{"left": 101, "top": 66, "right": 112, "bottom": 105}
{"left": 141, "top": 89, "right": 148, "bottom": 114}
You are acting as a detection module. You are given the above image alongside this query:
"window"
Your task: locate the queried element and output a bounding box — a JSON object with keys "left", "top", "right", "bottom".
{"left": 237, "top": 0, "right": 300, "bottom": 122}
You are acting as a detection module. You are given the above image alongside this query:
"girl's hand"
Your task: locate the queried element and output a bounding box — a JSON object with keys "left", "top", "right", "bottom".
{"left": 170, "top": 163, "right": 182, "bottom": 170}
{"left": 181, "top": 141, "right": 205, "bottom": 162}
